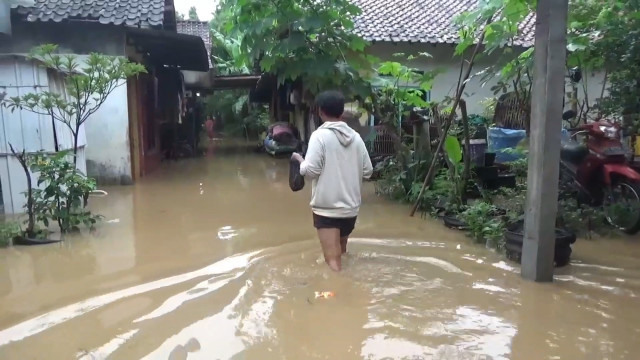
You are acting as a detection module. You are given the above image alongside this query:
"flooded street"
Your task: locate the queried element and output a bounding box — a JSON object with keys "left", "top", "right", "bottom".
{"left": 1, "top": 146, "right": 640, "bottom": 359}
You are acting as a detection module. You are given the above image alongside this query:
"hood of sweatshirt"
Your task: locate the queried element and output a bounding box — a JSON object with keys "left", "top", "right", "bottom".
{"left": 319, "top": 121, "right": 356, "bottom": 147}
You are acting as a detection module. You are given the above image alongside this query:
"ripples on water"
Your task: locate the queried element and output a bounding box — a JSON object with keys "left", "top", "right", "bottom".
{"left": 1, "top": 236, "right": 639, "bottom": 360}
{"left": 0, "top": 151, "right": 639, "bottom": 359}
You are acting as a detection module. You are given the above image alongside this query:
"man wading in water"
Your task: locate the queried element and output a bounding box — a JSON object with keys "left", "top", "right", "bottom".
{"left": 292, "top": 90, "right": 373, "bottom": 271}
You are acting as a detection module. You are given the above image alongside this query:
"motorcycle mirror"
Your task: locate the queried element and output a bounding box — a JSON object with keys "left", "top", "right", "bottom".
{"left": 569, "top": 67, "right": 582, "bottom": 83}
{"left": 562, "top": 110, "right": 577, "bottom": 120}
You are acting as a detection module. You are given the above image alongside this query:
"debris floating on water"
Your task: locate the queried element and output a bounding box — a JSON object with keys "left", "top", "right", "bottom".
{"left": 315, "top": 291, "right": 334, "bottom": 299}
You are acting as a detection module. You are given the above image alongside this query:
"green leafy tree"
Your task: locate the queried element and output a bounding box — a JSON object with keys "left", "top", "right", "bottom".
{"left": 568, "top": 0, "right": 640, "bottom": 133}
{"left": 188, "top": 6, "right": 199, "bottom": 21}
{"left": 210, "top": 29, "right": 251, "bottom": 75}
{"left": 456, "top": 0, "right": 640, "bottom": 134}
{"left": 368, "top": 54, "right": 437, "bottom": 126}
{"left": 29, "top": 150, "right": 101, "bottom": 233}
{"left": 2, "top": 44, "right": 147, "bottom": 165}
{"left": 217, "top": 0, "right": 374, "bottom": 99}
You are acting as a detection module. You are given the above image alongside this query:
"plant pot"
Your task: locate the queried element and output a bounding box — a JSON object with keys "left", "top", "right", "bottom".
{"left": 505, "top": 242, "right": 573, "bottom": 268}
{"left": 475, "top": 166, "right": 499, "bottom": 182}
{"left": 484, "top": 152, "right": 496, "bottom": 167}
{"left": 468, "top": 139, "right": 488, "bottom": 167}
{"left": 503, "top": 221, "right": 576, "bottom": 267}
{"left": 443, "top": 213, "right": 468, "bottom": 230}
{"left": 483, "top": 173, "right": 517, "bottom": 190}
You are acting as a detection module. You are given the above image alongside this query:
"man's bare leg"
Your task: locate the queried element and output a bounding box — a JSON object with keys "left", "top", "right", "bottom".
{"left": 317, "top": 228, "right": 342, "bottom": 271}
{"left": 340, "top": 236, "right": 349, "bottom": 254}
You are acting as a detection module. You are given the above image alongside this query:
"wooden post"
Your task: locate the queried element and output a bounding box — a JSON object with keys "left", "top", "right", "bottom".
{"left": 521, "top": 0, "right": 569, "bottom": 282}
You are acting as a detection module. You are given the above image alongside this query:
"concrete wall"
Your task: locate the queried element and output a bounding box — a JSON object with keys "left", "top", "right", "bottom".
{"left": 0, "top": 21, "right": 125, "bottom": 56}
{"left": 83, "top": 81, "right": 133, "bottom": 185}
{"left": 1, "top": 21, "right": 134, "bottom": 185}
{"left": 366, "top": 42, "right": 606, "bottom": 116}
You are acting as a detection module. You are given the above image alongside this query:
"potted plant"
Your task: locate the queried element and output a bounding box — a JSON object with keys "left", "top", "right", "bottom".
{"left": 496, "top": 181, "right": 577, "bottom": 267}
{"left": 8, "top": 145, "right": 59, "bottom": 245}
{"left": 7, "top": 146, "right": 100, "bottom": 245}
{"left": 460, "top": 201, "right": 505, "bottom": 250}
{"left": 440, "top": 135, "right": 473, "bottom": 229}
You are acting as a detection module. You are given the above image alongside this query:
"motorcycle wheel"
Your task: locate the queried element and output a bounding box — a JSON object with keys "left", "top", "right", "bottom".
{"left": 603, "top": 180, "right": 640, "bottom": 235}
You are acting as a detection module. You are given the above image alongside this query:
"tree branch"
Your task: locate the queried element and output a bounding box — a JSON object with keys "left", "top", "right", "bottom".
{"left": 410, "top": 19, "right": 490, "bottom": 217}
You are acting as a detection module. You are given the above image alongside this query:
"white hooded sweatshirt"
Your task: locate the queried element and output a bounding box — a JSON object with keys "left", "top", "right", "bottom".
{"left": 300, "top": 121, "right": 373, "bottom": 218}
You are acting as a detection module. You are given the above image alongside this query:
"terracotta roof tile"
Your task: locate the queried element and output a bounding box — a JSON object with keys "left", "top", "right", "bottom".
{"left": 352, "top": 0, "right": 535, "bottom": 47}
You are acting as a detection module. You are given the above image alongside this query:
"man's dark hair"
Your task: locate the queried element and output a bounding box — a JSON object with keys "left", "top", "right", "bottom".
{"left": 316, "top": 90, "right": 345, "bottom": 118}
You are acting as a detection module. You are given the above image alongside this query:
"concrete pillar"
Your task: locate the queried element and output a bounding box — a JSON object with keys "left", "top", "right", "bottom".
{"left": 521, "top": 0, "right": 569, "bottom": 282}
{"left": 0, "top": 0, "right": 11, "bottom": 36}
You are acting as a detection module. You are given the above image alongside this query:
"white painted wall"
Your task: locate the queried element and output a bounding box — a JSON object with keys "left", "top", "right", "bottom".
{"left": 0, "top": 21, "right": 131, "bottom": 186}
{"left": 0, "top": 56, "right": 86, "bottom": 214}
{"left": 366, "top": 42, "right": 606, "bottom": 116}
{"left": 83, "top": 80, "right": 133, "bottom": 185}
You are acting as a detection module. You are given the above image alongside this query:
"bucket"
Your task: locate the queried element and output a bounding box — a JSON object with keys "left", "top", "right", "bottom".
{"left": 468, "top": 139, "right": 488, "bottom": 166}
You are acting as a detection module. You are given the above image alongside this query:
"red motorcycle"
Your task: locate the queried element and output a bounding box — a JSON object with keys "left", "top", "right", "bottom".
{"left": 560, "top": 110, "right": 640, "bottom": 234}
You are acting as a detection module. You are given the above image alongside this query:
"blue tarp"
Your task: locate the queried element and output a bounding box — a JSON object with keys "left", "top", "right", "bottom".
{"left": 488, "top": 127, "right": 527, "bottom": 163}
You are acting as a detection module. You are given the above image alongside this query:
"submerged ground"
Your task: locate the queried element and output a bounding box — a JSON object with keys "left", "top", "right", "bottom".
{"left": 0, "top": 143, "right": 639, "bottom": 359}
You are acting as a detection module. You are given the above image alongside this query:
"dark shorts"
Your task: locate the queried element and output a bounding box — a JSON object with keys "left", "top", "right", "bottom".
{"left": 313, "top": 213, "right": 358, "bottom": 237}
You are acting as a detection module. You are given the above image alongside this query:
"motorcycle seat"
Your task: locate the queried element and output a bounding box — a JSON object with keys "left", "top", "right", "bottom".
{"left": 560, "top": 141, "right": 589, "bottom": 164}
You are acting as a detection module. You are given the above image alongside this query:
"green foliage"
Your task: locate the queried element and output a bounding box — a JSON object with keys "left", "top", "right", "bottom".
{"left": 444, "top": 135, "right": 462, "bottom": 163}
{"left": 1, "top": 44, "right": 147, "bottom": 160}
{"left": 443, "top": 136, "right": 468, "bottom": 209}
{"left": 217, "top": 0, "right": 374, "bottom": 98}
{"left": 557, "top": 197, "right": 608, "bottom": 238}
{"left": 479, "top": 97, "right": 498, "bottom": 120}
{"left": 375, "top": 151, "right": 433, "bottom": 202}
{"left": 205, "top": 90, "right": 268, "bottom": 139}
{"left": 29, "top": 151, "right": 101, "bottom": 233}
{"left": 210, "top": 29, "right": 252, "bottom": 75}
{"left": 571, "top": 0, "right": 640, "bottom": 133}
{"left": 456, "top": 0, "right": 640, "bottom": 133}
{"left": 240, "top": 106, "right": 271, "bottom": 140}
{"left": 454, "top": 0, "right": 535, "bottom": 56}
{"left": 365, "top": 57, "right": 437, "bottom": 128}
{"left": 461, "top": 201, "right": 506, "bottom": 249}
{"left": 0, "top": 222, "right": 21, "bottom": 247}
{"left": 411, "top": 169, "right": 459, "bottom": 216}
{"left": 188, "top": 6, "right": 199, "bottom": 21}
{"left": 492, "top": 183, "right": 527, "bottom": 224}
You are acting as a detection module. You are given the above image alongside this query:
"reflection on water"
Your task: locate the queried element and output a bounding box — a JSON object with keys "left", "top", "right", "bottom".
{"left": 1, "top": 147, "right": 640, "bottom": 359}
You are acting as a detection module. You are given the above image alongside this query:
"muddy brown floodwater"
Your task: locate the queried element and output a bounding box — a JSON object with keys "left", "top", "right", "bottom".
{"left": 1, "top": 144, "right": 640, "bottom": 360}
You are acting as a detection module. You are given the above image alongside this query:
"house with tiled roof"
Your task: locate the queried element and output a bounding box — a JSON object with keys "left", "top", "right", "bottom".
{"left": 176, "top": 20, "right": 218, "bottom": 93}
{"left": 351, "top": 0, "right": 603, "bottom": 115}
{"left": 0, "top": 0, "right": 209, "bottom": 214}
{"left": 349, "top": 0, "right": 535, "bottom": 115}
{"left": 177, "top": 21, "right": 212, "bottom": 67}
